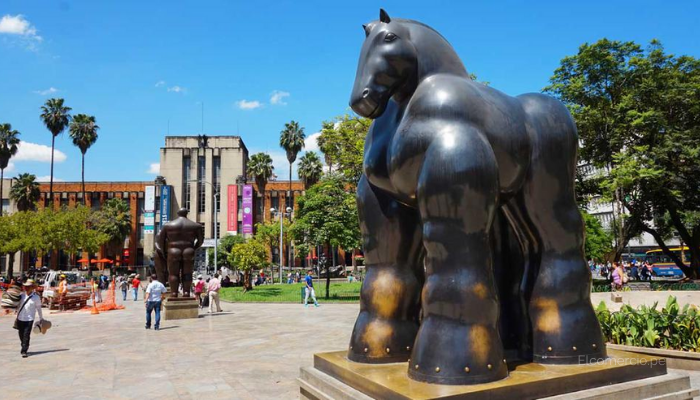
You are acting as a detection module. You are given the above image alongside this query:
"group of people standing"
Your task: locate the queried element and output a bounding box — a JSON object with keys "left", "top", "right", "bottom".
{"left": 590, "top": 259, "right": 656, "bottom": 290}
{"left": 193, "top": 274, "right": 222, "bottom": 313}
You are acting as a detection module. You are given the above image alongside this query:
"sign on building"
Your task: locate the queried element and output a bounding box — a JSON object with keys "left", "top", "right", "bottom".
{"left": 160, "top": 185, "right": 171, "bottom": 228}
{"left": 227, "top": 184, "right": 238, "bottom": 234}
{"left": 145, "top": 186, "right": 155, "bottom": 212}
{"left": 144, "top": 212, "right": 155, "bottom": 234}
{"left": 242, "top": 184, "right": 253, "bottom": 234}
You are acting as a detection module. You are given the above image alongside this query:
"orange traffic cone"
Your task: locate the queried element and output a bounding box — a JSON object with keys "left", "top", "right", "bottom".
{"left": 90, "top": 279, "right": 100, "bottom": 315}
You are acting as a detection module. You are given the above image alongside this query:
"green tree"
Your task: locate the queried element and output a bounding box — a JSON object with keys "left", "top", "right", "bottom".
{"left": 546, "top": 39, "right": 700, "bottom": 276}
{"left": 247, "top": 152, "right": 274, "bottom": 213}
{"left": 292, "top": 176, "right": 361, "bottom": 298}
{"left": 582, "top": 211, "right": 613, "bottom": 262}
{"left": 254, "top": 218, "right": 292, "bottom": 280}
{"left": 92, "top": 198, "right": 132, "bottom": 258}
{"left": 0, "top": 212, "right": 38, "bottom": 278}
{"left": 0, "top": 123, "right": 20, "bottom": 216}
{"left": 10, "top": 173, "right": 40, "bottom": 212}
{"left": 228, "top": 238, "right": 268, "bottom": 291}
{"left": 317, "top": 114, "right": 370, "bottom": 187}
{"left": 69, "top": 114, "right": 99, "bottom": 205}
{"left": 40, "top": 98, "right": 72, "bottom": 205}
{"left": 298, "top": 151, "right": 323, "bottom": 189}
{"left": 279, "top": 120, "right": 305, "bottom": 208}
{"left": 207, "top": 234, "right": 245, "bottom": 269}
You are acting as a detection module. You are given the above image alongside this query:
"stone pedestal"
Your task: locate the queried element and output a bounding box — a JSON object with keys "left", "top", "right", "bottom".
{"left": 298, "top": 349, "right": 698, "bottom": 400}
{"left": 163, "top": 296, "right": 199, "bottom": 320}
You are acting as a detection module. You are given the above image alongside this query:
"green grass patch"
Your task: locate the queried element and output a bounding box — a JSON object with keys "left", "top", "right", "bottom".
{"left": 219, "top": 282, "right": 362, "bottom": 303}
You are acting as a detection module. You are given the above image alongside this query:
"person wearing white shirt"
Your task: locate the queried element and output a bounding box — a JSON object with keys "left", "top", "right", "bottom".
{"left": 16, "top": 279, "right": 44, "bottom": 358}
{"left": 144, "top": 274, "right": 166, "bottom": 330}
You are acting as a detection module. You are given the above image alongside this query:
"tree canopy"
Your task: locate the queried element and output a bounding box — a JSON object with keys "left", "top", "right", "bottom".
{"left": 317, "top": 114, "right": 371, "bottom": 187}
{"left": 546, "top": 39, "right": 700, "bottom": 276}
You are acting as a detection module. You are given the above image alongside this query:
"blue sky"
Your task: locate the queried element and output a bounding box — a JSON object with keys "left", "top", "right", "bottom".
{"left": 1, "top": 0, "right": 698, "bottom": 182}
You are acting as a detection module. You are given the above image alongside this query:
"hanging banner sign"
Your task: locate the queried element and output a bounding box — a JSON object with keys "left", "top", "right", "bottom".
{"left": 160, "top": 185, "right": 171, "bottom": 228}
{"left": 227, "top": 185, "right": 238, "bottom": 234}
{"left": 242, "top": 185, "right": 253, "bottom": 234}
{"left": 145, "top": 186, "right": 155, "bottom": 212}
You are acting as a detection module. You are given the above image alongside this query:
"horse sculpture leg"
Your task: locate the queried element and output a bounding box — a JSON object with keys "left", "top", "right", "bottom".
{"left": 518, "top": 93, "right": 606, "bottom": 364}
{"left": 348, "top": 176, "right": 424, "bottom": 363}
{"left": 408, "top": 125, "right": 508, "bottom": 385}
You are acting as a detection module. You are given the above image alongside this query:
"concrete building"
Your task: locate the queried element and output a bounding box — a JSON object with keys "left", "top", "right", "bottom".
{"left": 578, "top": 162, "right": 680, "bottom": 255}
{"left": 158, "top": 135, "right": 308, "bottom": 269}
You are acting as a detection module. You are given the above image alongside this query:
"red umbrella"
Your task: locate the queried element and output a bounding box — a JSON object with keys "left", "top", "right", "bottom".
{"left": 91, "top": 258, "right": 114, "bottom": 264}
{"left": 77, "top": 258, "right": 90, "bottom": 263}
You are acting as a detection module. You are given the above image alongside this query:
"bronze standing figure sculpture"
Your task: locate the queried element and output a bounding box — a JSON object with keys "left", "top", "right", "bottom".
{"left": 155, "top": 208, "right": 204, "bottom": 298}
{"left": 347, "top": 9, "right": 606, "bottom": 385}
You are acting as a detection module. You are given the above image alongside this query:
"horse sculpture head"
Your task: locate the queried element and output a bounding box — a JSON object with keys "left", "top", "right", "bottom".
{"left": 350, "top": 9, "right": 418, "bottom": 119}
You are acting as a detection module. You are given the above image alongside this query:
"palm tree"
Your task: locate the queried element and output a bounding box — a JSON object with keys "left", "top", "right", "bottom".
{"left": 40, "top": 98, "right": 72, "bottom": 206}
{"left": 0, "top": 123, "right": 21, "bottom": 216}
{"left": 69, "top": 114, "right": 99, "bottom": 205}
{"left": 279, "top": 120, "right": 305, "bottom": 209}
{"left": 92, "top": 198, "right": 132, "bottom": 258}
{"left": 298, "top": 152, "right": 323, "bottom": 189}
{"left": 247, "top": 153, "right": 274, "bottom": 218}
{"left": 9, "top": 173, "right": 40, "bottom": 212}
{"left": 318, "top": 121, "right": 337, "bottom": 174}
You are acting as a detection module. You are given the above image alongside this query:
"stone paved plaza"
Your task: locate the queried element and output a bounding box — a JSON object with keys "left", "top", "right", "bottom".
{"left": 1, "top": 291, "right": 700, "bottom": 399}
{"left": 0, "top": 297, "right": 359, "bottom": 399}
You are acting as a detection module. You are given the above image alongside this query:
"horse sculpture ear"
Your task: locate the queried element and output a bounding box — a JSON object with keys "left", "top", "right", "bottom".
{"left": 362, "top": 24, "right": 370, "bottom": 37}
{"left": 379, "top": 8, "right": 391, "bottom": 23}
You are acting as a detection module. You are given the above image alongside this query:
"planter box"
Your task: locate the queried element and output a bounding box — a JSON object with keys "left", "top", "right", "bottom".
{"left": 607, "top": 343, "right": 700, "bottom": 371}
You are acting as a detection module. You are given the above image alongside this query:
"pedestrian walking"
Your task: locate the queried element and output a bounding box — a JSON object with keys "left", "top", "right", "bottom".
{"left": 119, "top": 277, "right": 128, "bottom": 301}
{"left": 207, "top": 273, "right": 222, "bottom": 313}
{"left": 132, "top": 274, "right": 141, "bottom": 301}
{"left": 194, "top": 275, "right": 205, "bottom": 309}
{"left": 14, "top": 279, "right": 44, "bottom": 358}
{"left": 144, "top": 274, "right": 166, "bottom": 330}
{"left": 304, "top": 270, "right": 319, "bottom": 307}
{"left": 93, "top": 279, "right": 103, "bottom": 303}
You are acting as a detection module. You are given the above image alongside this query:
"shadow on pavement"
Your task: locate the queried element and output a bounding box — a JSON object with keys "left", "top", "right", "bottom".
{"left": 29, "top": 349, "right": 69, "bottom": 356}
{"left": 198, "top": 312, "right": 234, "bottom": 318}
{"left": 157, "top": 326, "right": 179, "bottom": 330}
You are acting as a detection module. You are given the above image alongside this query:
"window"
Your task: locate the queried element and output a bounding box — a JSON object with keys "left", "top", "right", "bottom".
{"left": 213, "top": 156, "right": 221, "bottom": 212}
{"left": 183, "top": 157, "right": 191, "bottom": 211}
{"left": 198, "top": 156, "right": 206, "bottom": 213}
{"left": 215, "top": 222, "right": 220, "bottom": 239}
{"left": 271, "top": 193, "right": 279, "bottom": 212}
{"left": 138, "top": 223, "right": 144, "bottom": 241}
{"left": 199, "top": 222, "right": 206, "bottom": 238}
{"left": 91, "top": 193, "right": 100, "bottom": 210}
{"left": 137, "top": 197, "right": 144, "bottom": 213}
{"left": 1, "top": 199, "right": 9, "bottom": 214}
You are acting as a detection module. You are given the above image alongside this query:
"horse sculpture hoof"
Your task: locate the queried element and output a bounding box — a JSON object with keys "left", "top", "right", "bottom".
{"left": 348, "top": 312, "right": 418, "bottom": 363}
{"left": 408, "top": 319, "right": 508, "bottom": 385}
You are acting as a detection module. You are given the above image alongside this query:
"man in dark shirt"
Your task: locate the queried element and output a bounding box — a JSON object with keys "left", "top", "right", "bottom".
{"left": 304, "top": 270, "right": 319, "bottom": 308}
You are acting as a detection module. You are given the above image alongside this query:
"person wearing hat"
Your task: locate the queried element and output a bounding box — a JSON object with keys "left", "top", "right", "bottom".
{"left": 194, "top": 275, "right": 205, "bottom": 309}
{"left": 15, "top": 279, "right": 44, "bottom": 358}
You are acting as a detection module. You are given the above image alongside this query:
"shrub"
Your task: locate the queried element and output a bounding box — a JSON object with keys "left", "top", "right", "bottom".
{"left": 596, "top": 296, "right": 700, "bottom": 352}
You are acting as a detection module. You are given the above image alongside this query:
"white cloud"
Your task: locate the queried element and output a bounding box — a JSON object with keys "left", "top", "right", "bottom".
{"left": 270, "top": 90, "right": 290, "bottom": 105}
{"left": 4, "top": 161, "right": 15, "bottom": 172}
{"left": 35, "top": 176, "right": 64, "bottom": 182}
{"left": 167, "top": 85, "right": 186, "bottom": 93}
{"left": 33, "top": 87, "right": 58, "bottom": 96}
{"left": 305, "top": 132, "right": 321, "bottom": 152}
{"left": 14, "top": 142, "right": 67, "bottom": 163}
{"left": 0, "top": 15, "right": 42, "bottom": 50}
{"left": 155, "top": 80, "right": 166, "bottom": 87}
{"left": 236, "top": 99, "right": 262, "bottom": 110}
{"left": 147, "top": 163, "right": 160, "bottom": 174}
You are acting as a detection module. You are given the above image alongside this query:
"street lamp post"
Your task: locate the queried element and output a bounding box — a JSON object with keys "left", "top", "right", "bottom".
{"left": 271, "top": 206, "right": 292, "bottom": 284}
{"left": 188, "top": 179, "right": 218, "bottom": 275}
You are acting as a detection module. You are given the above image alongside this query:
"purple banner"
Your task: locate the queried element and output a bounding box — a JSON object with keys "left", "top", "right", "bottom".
{"left": 242, "top": 184, "right": 253, "bottom": 234}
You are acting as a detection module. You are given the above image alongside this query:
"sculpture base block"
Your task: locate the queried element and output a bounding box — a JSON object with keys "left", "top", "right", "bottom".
{"left": 163, "top": 297, "right": 199, "bottom": 320}
{"left": 298, "top": 349, "right": 698, "bottom": 400}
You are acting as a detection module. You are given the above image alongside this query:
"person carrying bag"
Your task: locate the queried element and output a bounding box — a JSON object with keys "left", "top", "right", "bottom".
{"left": 14, "top": 279, "right": 44, "bottom": 358}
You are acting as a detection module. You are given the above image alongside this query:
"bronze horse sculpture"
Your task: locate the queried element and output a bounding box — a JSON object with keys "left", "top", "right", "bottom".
{"left": 348, "top": 9, "right": 606, "bottom": 385}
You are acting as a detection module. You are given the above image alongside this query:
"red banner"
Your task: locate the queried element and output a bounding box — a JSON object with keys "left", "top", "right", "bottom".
{"left": 227, "top": 185, "right": 238, "bottom": 233}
